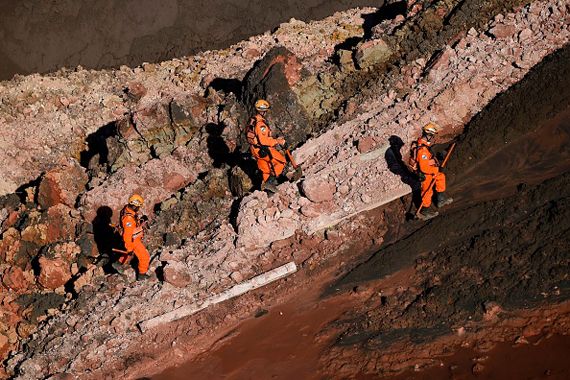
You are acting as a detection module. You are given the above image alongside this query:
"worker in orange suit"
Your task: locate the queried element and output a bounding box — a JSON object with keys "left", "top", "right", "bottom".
{"left": 247, "top": 99, "right": 287, "bottom": 192}
{"left": 111, "top": 194, "right": 151, "bottom": 280}
{"left": 416, "top": 123, "right": 453, "bottom": 220}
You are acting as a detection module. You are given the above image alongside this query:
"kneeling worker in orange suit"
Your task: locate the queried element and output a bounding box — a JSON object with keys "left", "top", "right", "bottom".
{"left": 112, "top": 194, "right": 151, "bottom": 280}
{"left": 247, "top": 99, "right": 287, "bottom": 192}
{"left": 416, "top": 123, "right": 453, "bottom": 220}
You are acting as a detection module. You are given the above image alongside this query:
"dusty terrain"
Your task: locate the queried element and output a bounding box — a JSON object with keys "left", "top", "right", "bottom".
{"left": 0, "top": 0, "right": 569, "bottom": 379}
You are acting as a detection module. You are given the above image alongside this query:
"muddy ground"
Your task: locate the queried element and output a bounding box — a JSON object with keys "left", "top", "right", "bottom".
{"left": 153, "top": 44, "right": 570, "bottom": 378}
{"left": 0, "top": 0, "right": 382, "bottom": 81}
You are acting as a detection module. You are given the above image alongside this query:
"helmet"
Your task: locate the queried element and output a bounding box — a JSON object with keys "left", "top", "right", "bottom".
{"left": 422, "top": 122, "right": 440, "bottom": 136}
{"left": 255, "top": 99, "right": 270, "bottom": 112}
{"left": 128, "top": 194, "right": 144, "bottom": 207}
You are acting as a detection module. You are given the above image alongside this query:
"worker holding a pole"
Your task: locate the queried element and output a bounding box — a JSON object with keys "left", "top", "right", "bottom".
{"left": 414, "top": 123, "right": 454, "bottom": 220}
{"left": 112, "top": 194, "right": 151, "bottom": 280}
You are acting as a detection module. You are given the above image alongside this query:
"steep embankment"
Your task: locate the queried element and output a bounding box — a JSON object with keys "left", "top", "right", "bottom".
{"left": 320, "top": 43, "right": 570, "bottom": 377}
{"left": 153, "top": 42, "right": 570, "bottom": 379}
{"left": 0, "top": 0, "right": 569, "bottom": 379}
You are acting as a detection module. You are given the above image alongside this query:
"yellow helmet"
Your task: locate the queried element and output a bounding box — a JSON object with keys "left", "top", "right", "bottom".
{"left": 128, "top": 194, "right": 144, "bottom": 207}
{"left": 422, "top": 122, "right": 440, "bottom": 136}
{"left": 255, "top": 99, "right": 270, "bottom": 112}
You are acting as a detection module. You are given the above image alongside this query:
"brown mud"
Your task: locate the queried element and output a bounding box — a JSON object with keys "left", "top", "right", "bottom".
{"left": 389, "top": 334, "right": 570, "bottom": 380}
{"left": 153, "top": 44, "right": 570, "bottom": 378}
{"left": 0, "top": 0, "right": 382, "bottom": 81}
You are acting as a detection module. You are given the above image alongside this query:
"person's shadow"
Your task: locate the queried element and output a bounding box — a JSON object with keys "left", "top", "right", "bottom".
{"left": 385, "top": 135, "right": 422, "bottom": 207}
{"left": 92, "top": 206, "right": 122, "bottom": 273}
{"left": 205, "top": 122, "right": 235, "bottom": 168}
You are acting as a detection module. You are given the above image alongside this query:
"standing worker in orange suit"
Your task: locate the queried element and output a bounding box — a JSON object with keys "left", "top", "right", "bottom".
{"left": 416, "top": 123, "right": 453, "bottom": 220}
{"left": 246, "top": 99, "right": 287, "bottom": 192}
{"left": 112, "top": 194, "right": 151, "bottom": 280}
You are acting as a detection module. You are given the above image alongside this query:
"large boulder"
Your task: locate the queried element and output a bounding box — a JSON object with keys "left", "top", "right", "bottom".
{"left": 37, "top": 160, "right": 88, "bottom": 209}
{"left": 241, "top": 47, "right": 313, "bottom": 148}
{"left": 37, "top": 257, "right": 72, "bottom": 290}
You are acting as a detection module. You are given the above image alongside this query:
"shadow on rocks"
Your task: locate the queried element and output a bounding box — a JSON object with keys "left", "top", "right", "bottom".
{"left": 385, "top": 135, "right": 421, "bottom": 206}
{"left": 92, "top": 206, "right": 122, "bottom": 274}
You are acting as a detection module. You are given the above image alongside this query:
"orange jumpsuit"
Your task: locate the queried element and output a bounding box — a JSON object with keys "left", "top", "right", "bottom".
{"left": 417, "top": 137, "right": 446, "bottom": 208}
{"left": 248, "top": 114, "right": 286, "bottom": 183}
{"left": 119, "top": 205, "right": 150, "bottom": 274}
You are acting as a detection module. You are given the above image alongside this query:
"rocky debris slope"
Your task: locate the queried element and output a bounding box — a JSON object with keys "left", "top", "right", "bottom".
{"left": 237, "top": 0, "right": 570, "bottom": 249}
{"left": 0, "top": 8, "right": 372, "bottom": 196}
{"left": 0, "top": 0, "right": 384, "bottom": 80}
{"left": 1, "top": 0, "right": 569, "bottom": 378}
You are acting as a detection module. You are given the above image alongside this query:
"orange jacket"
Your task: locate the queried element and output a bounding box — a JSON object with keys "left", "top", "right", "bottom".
{"left": 121, "top": 205, "right": 144, "bottom": 251}
{"left": 248, "top": 114, "right": 282, "bottom": 158}
{"left": 416, "top": 137, "right": 440, "bottom": 175}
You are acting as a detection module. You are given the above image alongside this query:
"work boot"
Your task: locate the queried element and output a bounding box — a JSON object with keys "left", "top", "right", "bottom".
{"left": 137, "top": 272, "right": 151, "bottom": 281}
{"left": 436, "top": 193, "right": 454, "bottom": 208}
{"left": 111, "top": 261, "right": 125, "bottom": 275}
{"left": 418, "top": 207, "right": 439, "bottom": 221}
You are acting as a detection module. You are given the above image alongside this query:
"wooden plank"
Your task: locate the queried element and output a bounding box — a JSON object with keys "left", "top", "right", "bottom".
{"left": 138, "top": 262, "right": 297, "bottom": 332}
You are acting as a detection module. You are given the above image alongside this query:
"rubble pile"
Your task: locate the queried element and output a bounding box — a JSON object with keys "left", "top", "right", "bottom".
{"left": 0, "top": 0, "right": 568, "bottom": 378}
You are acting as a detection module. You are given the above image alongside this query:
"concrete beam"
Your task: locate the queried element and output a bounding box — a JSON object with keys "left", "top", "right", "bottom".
{"left": 139, "top": 262, "right": 297, "bottom": 332}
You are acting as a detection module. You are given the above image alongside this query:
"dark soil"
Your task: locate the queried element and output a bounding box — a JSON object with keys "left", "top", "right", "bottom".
{"left": 327, "top": 44, "right": 570, "bottom": 369}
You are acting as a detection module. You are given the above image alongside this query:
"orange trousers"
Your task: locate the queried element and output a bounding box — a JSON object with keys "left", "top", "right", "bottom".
{"left": 119, "top": 239, "right": 150, "bottom": 274}
{"left": 256, "top": 148, "right": 286, "bottom": 182}
{"left": 421, "top": 172, "right": 446, "bottom": 208}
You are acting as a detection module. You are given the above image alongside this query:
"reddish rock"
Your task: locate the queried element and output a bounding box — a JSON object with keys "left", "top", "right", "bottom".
{"left": 21, "top": 223, "right": 48, "bottom": 245}
{"left": 46, "top": 204, "right": 78, "bottom": 243}
{"left": 38, "top": 160, "right": 88, "bottom": 209}
{"left": 489, "top": 24, "right": 517, "bottom": 39}
{"left": 300, "top": 201, "right": 334, "bottom": 218}
{"left": 518, "top": 28, "right": 533, "bottom": 42}
{"left": 2, "top": 210, "right": 20, "bottom": 230}
{"left": 243, "top": 47, "right": 261, "bottom": 59}
{"left": 0, "top": 228, "right": 21, "bottom": 263}
{"left": 38, "top": 257, "right": 72, "bottom": 290}
{"left": 125, "top": 81, "right": 147, "bottom": 101}
{"left": 0, "top": 334, "right": 9, "bottom": 358}
{"left": 163, "top": 172, "right": 187, "bottom": 191}
{"left": 301, "top": 177, "right": 336, "bottom": 203}
{"left": 357, "top": 136, "right": 377, "bottom": 154}
{"left": 163, "top": 261, "right": 192, "bottom": 288}
{"left": 430, "top": 47, "right": 456, "bottom": 72}
{"left": 2, "top": 267, "right": 31, "bottom": 292}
